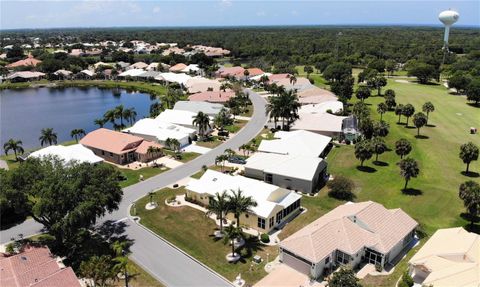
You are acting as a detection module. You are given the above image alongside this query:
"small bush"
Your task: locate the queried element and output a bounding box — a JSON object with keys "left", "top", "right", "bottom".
{"left": 399, "top": 271, "right": 414, "bottom": 287}
{"left": 326, "top": 109, "right": 333, "bottom": 114}
{"left": 168, "top": 196, "right": 176, "bottom": 203}
{"left": 260, "top": 233, "right": 270, "bottom": 243}
{"left": 327, "top": 175, "right": 355, "bottom": 201}
{"left": 345, "top": 139, "right": 351, "bottom": 145}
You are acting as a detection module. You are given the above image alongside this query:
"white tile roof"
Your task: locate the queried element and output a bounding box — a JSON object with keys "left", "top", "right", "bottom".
{"left": 258, "top": 130, "right": 331, "bottom": 157}
{"left": 299, "top": 101, "right": 344, "bottom": 115}
{"left": 119, "top": 69, "right": 146, "bottom": 77}
{"left": 409, "top": 227, "right": 480, "bottom": 287}
{"left": 291, "top": 112, "right": 346, "bottom": 134}
{"left": 123, "top": 118, "right": 195, "bottom": 144}
{"left": 155, "top": 72, "right": 192, "bottom": 85}
{"left": 281, "top": 201, "right": 418, "bottom": 263}
{"left": 155, "top": 109, "right": 203, "bottom": 127}
{"left": 187, "top": 170, "right": 301, "bottom": 218}
{"left": 246, "top": 153, "right": 326, "bottom": 181}
{"left": 29, "top": 144, "right": 103, "bottom": 164}
{"left": 173, "top": 101, "right": 224, "bottom": 116}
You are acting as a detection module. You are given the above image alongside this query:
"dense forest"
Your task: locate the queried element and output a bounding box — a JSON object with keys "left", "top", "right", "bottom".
{"left": 2, "top": 26, "right": 479, "bottom": 66}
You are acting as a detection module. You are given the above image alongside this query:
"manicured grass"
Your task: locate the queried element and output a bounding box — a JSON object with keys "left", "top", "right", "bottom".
{"left": 115, "top": 260, "right": 165, "bottom": 287}
{"left": 117, "top": 165, "right": 170, "bottom": 188}
{"left": 240, "top": 105, "right": 254, "bottom": 117}
{"left": 295, "top": 65, "right": 329, "bottom": 89}
{"left": 195, "top": 136, "right": 224, "bottom": 149}
{"left": 225, "top": 120, "right": 248, "bottom": 134}
{"left": 163, "top": 150, "right": 201, "bottom": 163}
{"left": 134, "top": 187, "right": 276, "bottom": 285}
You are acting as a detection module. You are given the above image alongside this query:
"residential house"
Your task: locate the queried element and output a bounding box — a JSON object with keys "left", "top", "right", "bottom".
{"left": 6, "top": 71, "right": 45, "bottom": 82}
{"left": 188, "top": 90, "right": 236, "bottom": 104}
{"left": 245, "top": 130, "right": 331, "bottom": 193}
{"left": 173, "top": 101, "right": 225, "bottom": 117}
{"left": 290, "top": 112, "right": 346, "bottom": 137}
{"left": 186, "top": 170, "right": 302, "bottom": 233}
{"left": 185, "top": 77, "right": 222, "bottom": 93}
{"left": 216, "top": 66, "right": 245, "bottom": 79}
{"left": 169, "top": 63, "right": 188, "bottom": 73}
{"left": 28, "top": 144, "right": 104, "bottom": 164}
{"left": 123, "top": 118, "right": 195, "bottom": 148}
{"left": 408, "top": 227, "right": 480, "bottom": 287}
{"left": 128, "top": 62, "right": 148, "bottom": 70}
{"left": 118, "top": 69, "right": 146, "bottom": 78}
{"left": 154, "top": 72, "right": 192, "bottom": 86}
{"left": 0, "top": 246, "right": 81, "bottom": 287}
{"left": 6, "top": 55, "right": 42, "bottom": 68}
{"left": 53, "top": 69, "right": 73, "bottom": 80}
{"left": 80, "top": 128, "right": 162, "bottom": 164}
{"left": 280, "top": 201, "right": 418, "bottom": 279}
{"left": 155, "top": 109, "right": 212, "bottom": 133}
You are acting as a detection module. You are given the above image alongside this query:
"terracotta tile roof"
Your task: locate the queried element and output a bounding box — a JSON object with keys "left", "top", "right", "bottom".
{"left": 268, "top": 73, "right": 292, "bottom": 81}
{"left": 247, "top": 68, "right": 264, "bottom": 76}
{"left": 217, "top": 66, "right": 245, "bottom": 77}
{"left": 188, "top": 90, "right": 236, "bottom": 103}
{"left": 135, "top": 140, "right": 163, "bottom": 154}
{"left": 0, "top": 246, "right": 81, "bottom": 287}
{"left": 280, "top": 201, "right": 418, "bottom": 263}
{"left": 6, "top": 55, "right": 42, "bottom": 68}
{"left": 80, "top": 128, "right": 144, "bottom": 154}
{"left": 169, "top": 63, "right": 188, "bottom": 72}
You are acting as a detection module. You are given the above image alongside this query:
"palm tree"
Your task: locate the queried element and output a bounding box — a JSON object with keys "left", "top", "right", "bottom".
{"left": 114, "top": 105, "right": 126, "bottom": 127}
{"left": 165, "top": 138, "right": 180, "bottom": 153}
{"left": 458, "top": 180, "right": 480, "bottom": 227}
{"left": 206, "top": 191, "right": 230, "bottom": 234}
{"left": 215, "top": 154, "right": 228, "bottom": 172}
{"left": 3, "top": 139, "right": 24, "bottom": 161}
{"left": 223, "top": 224, "right": 242, "bottom": 258}
{"left": 123, "top": 107, "right": 137, "bottom": 126}
{"left": 147, "top": 146, "right": 162, "bottom": 160}
{"left": 459, "top": 142, "right": 479, "bottom": 173}
{"left": 399, "top": 157, "right": 420, "bottom": 190}
{"left": 104, "top": 109, "right": 117, "bottom": 125}
{"left": 70, "top": 128, "right": 86, "bottom": 143}
{"left": 111, "top": 241, "right": 130, "bottom": 287}
{"left": 422, "top": 102, "right": 435, "bottom": 125}
{"left": 224, "top": 148, "right": 235, "bottom": 158}
{"left": 265, "top": 96, "right": 281, "bottom": 128}
{"left": 228, "top": 189, "right": 258, "bottom": 228}
{"left": 220, "top": 82, "right": 232, "bottom": 92}
{"left": 39, "top": 128, "right": 58, "bottom": 146}
{"left": 163, "top": 88, "right": 182, "bottom": 109}
{"left": 149, "top": 102, "right": 164, "bottom": 117}
{"left": 377, "top": 102, "right": 388, "bottom": 121}
{"left": 192, "top": 111, "right": 211, "bottom": 141}
{"left": 277, "top": 89, "right": 301, "bottom": 130}
{"left": 289, "top": 74, "right": 297, "bottom": 85}
{"left": 94, "top": 118, "right": 106, "bottom": 128}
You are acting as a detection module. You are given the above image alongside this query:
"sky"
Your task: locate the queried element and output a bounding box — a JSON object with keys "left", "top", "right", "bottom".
{"left": 1, "top": 0, "right": 479, "bottom": 30}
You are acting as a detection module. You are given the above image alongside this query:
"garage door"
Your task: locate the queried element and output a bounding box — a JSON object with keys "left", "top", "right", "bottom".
{"left": 281, "top": 251, "right": 312, "bottom": 275}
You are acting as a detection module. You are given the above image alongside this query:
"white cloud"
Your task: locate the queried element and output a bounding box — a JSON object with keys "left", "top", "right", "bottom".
{"left": 153, "top": 6, "right": 161, "bottom": 14}
{"left": 256, "top": 11, "right": 266, "bottom": 17}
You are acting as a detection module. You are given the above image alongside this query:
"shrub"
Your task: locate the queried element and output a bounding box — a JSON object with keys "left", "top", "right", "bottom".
{"left": 260, "top": 233, "right": 270, "bottom": 243}
{"left": 398, "top": 271, "right": 414, "bottom": 287}
{"left": 345, "top": 139, "right": 351, "bottom": 145}
{"left": 327, "top": 175, "right": 355, "bottom": 201}
{"left": 326, "top": 109, "right": 333, "bottom": 114}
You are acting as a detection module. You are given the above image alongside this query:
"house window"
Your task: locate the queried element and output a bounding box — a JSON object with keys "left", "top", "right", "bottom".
{"left": 101, "top": 150, "right": 105, "bottom": 155}
{"left": 336, "top": 250, "right": 352, "bottom": 265}
{"left": 276, "top": 211, "right": 283, "bottom": 224}
{"left": 257, "top": 217, "right": 265, "bottom": 229}
{"left": 109, "top": 152, "right": 113, "bottom": 157}
{"left": 265, "top": 174, "right": 273, "bottom": 183}
{"left": 269, "top": 217, "right": 274, "bottom": 228}
{"left": 325, "top": 256, "right": 330, "bottom": 264}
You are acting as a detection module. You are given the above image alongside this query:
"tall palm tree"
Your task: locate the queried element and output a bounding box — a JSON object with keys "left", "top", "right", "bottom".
{"left": 163, "top": 88, "right": 182, "bottom": 109}
{"left": 220, "top": 82, "right": 232, "bottom": 92}
{"left": 165, "top": 138, "right": 180, "bottom": 153}
{"left": 94, "top": 118, "right": 106, "bottom": 128}
{"left": 289, "top": 74, "right": 297, "bottom": 85}
{"left": 223, "top": 224, "right": 242, "bottom": 258}
{"left": 228, "top": 189, "right": 258, "bottom": 228}
{"left": 206, "top": 191, "right": 230, "bottom": 234}
{"left": 146, "top": 146, "right": 162, "bottom": 159}
{"left": 149, "top": 102, "right": 164, "bottom": 117}
{"left": 123, "top": 107, "right": 137, "bottom": 126}
{"left": 103, "top": 109, "right": 117, "bottom": 125}
{"left": 3, "top": 139, "right": 24, "bottom": 161}
{"left": 70, "top": 128, "right": 86, "bottom": 143}
{"left": 114, "top": 105, "right": 126, "bottom": 127}
{"left": 215, "top": 154, "right": 228, "bottom": 172}
{"left": 265, "top": 96, "right": 281, "bottom": 128}
{"left": 39, "top": 128, "right": 58, "bottom": 146}
{"left": 192, "top": 111, "right": 211, "bottom": 140}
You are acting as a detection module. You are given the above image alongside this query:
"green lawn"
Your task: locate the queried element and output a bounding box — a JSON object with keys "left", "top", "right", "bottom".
{"left": 240, "top": 105, "right": 254, "bottom": 117}
{"left": 117, "top": 166, "right": 170, "bottom": 188}
{"left": 195, "top": 136, "right": 224, "bottom": 149}
{"left": 116, "top": 260, "right": 165, "bottom": 287}
{"left": 163, "top": 150, "right": 201, "bottom": 163}
{"left": 134, "top": 188, "right": 276, "bottom": 285}
{"left": 225, "top": 119, "right": 248, "bottom": 134}
{"left": 295, "top": 65, "right": 329, "bottom": 89}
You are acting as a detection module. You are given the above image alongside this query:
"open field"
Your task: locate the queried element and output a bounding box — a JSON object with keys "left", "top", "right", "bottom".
{"left": 134, "top": 187, "right": 277, "bottom": 285}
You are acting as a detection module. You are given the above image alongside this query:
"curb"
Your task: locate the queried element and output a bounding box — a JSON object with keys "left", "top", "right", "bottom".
{"left": 127, "top": 204, "right": 234, "bottom": 287}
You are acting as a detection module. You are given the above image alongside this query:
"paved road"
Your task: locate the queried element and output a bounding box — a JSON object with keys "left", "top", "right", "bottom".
{"left": 0, "top": 89, "right": 268, "bottom": 287}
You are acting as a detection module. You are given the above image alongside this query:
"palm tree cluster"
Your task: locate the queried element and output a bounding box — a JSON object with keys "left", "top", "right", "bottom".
{"left": 265, "top": 89, "right": 301, "bottom": 130}
{"left": 70, "top": 128, "right": 86, "bottom": 143}
{"left": 192, "top": 111, "right": 211, "bottom": 141}
{"left": 101, "top": 105, "right": 137, "bottom": 130}
{"left": 3, "top": 139, "right": 24, "bottom": 161}
{"left": 226, "top": 91, "right": 251, "bottom": 118}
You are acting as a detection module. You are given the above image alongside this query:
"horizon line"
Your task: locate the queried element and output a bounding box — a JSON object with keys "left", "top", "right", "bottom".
{"left": 1, "top": 23, "right": 479, "bottom": 32}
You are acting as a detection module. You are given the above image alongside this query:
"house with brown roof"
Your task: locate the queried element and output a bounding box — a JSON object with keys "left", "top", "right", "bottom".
{"left": 188, "top": 90, "right": 236, "bottom": 104}
{"left": 169, "top": 63, "right": 188, "bottom": 73}
{"left": 6, "top": 55, "right": 42, "bottom": 68}
{"left": 0, "top": 246, "right": 81, "bottom": 287}
{"left": 280, "top": 201, "right": 418, "bottom": 279}
{"left": 408, "top": 227, "right": 480, "bottom": 287}
{"left": 80, "top": 128, "right": 163, "bottom": 164}
{"left": 216, "top": 66, "right": 245, "bottom": 79}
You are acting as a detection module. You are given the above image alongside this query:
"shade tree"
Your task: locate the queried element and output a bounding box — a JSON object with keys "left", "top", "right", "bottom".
{"left": 399, "top": 157, "right": 420, "bottom": 190}
{"left": 354, "top": 140, "right": 374, "bottom": 167}
{"left": 459, "top": 142, "right": 479, "bottom": 174}
{"left": 413, "top": 112, "right": 428, "bottom": 136}
{"left": 395, "top": 139, "right": 412, "bottom": 159}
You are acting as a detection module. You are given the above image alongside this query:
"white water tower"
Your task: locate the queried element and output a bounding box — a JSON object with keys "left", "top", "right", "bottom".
{"left": 439, "top": 10, "right": 459, "bottom": 51}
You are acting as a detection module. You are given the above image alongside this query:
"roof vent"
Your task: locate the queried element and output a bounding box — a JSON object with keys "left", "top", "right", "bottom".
{"left": 212, "top": 178, "right": 217, "bottom": 182}
{"left": 21, "top": 256, "right": 27, "bottom": 261}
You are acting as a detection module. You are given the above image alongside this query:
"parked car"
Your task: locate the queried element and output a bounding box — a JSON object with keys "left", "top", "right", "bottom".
{"left": 228, "top": 156, "right": 246, "bottom": 164}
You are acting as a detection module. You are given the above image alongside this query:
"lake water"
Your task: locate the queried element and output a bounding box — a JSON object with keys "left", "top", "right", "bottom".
{"left": 0, "top": 87, "right": 157, "bottom": 152}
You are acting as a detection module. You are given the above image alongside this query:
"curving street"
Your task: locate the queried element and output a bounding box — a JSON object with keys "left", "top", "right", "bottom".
{"left": 0, "top": 89, "right": 268, "bottom": 287}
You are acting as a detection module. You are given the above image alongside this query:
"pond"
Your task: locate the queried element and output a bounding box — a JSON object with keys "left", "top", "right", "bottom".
{"left": 0, "top": 87, "right": 157, "bottom": 152}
